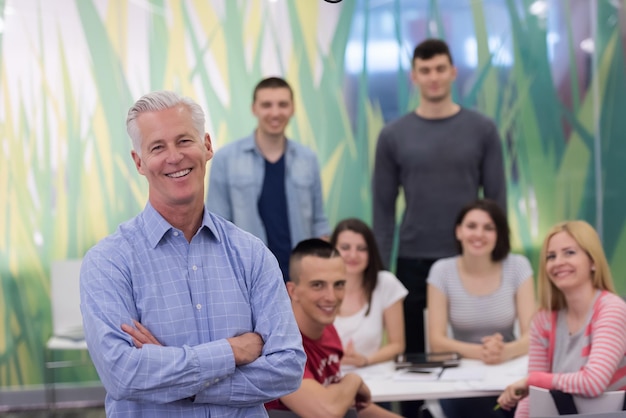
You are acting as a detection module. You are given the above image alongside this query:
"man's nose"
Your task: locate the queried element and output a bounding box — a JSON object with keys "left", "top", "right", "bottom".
{"left": 165, "top": 147, "right": 183, "bottom": 163}
{"left": 268, "top": 105, "right": 281, "bottom": 116}
{"left": 323, "top": 286, "right": 338, "bottom": 302}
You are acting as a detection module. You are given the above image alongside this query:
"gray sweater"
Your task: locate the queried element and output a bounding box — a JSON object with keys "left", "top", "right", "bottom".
{"left": 372, "top": 108, "right": 506, "bottom": 266}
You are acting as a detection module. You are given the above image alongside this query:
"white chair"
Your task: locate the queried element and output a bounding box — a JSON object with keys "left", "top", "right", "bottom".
{"left": 529, "top": 386, "right": 626, "bottom": 417}
{"left": 45, "top": 259, "right": 92, "bottom": 407}
{"left": 48, "top": 259, "right": 85, "bottom": 344}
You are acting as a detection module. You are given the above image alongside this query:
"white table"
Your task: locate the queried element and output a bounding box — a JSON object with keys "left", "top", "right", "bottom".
{"left": 349, "top": 356, "right": 528, "bottom": 402}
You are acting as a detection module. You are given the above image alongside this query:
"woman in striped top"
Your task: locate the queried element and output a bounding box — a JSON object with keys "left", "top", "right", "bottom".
{"left": 427, "top": 199, "right": 535, "bottom": 418}
{"left": 497, "top": 220, "right": 626, "bottom": 417}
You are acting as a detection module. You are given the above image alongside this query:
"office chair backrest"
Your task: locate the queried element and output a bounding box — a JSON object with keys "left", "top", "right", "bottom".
{"left": 50, "top": 259, "right": 84, "bottom": 339}
{"left": 529, "top": 386, "right": 626, "bottom": 417}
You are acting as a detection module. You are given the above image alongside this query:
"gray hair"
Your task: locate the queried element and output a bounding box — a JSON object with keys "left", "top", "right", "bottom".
{"left": 126, "top": 91, "right": 206, "bottom": 154}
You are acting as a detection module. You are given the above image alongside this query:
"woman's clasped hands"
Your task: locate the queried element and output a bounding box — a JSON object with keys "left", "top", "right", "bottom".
{"left": 480, "top": 332, "right": 507, "bottom": 364}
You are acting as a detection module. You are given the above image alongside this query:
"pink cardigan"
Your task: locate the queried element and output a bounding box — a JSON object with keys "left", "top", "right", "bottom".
{"left": 515, "top": 291, "right": 626, "bottom": 417}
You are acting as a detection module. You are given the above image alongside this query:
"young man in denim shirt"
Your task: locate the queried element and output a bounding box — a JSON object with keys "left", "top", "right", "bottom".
{"left": 208, "top": 77, "right": 330, "bottom": 281}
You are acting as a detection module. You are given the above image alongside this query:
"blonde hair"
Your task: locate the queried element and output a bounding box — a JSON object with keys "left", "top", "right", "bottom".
{"left": 537, "top": 220, "right": 615, "bottom": 310}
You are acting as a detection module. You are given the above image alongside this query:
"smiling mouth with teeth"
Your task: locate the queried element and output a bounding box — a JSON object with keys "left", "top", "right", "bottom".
{"left": 167, "top": 169, "right": 191, "bottom": 178}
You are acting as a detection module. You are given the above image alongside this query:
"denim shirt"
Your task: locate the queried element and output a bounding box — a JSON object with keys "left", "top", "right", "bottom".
{"left": 207, "top": 133, "right": 330, "bottom": 246}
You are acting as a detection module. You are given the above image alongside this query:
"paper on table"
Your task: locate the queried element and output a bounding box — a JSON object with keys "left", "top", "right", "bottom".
{"left": 439, "top": 366, "right": 486, "bottom": 381}
{"left": 393, "top": 367, "right": 443, "bottom": 381}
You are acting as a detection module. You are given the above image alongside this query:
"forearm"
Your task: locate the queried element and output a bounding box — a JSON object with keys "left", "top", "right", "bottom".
{"left": 367, "top": 342, "right": 405, "bottom": 365}
{"left": 88, "top": 337, "right": 236, "bottom": 403}
{"left": 503, "top": 334, "right": 529, "bottom": 361}
{"left": 193, "top": 346, "right": 305, "bottom": 405}
{"left": 321, "top": 374, "right": 363, "bottom": 417}
{"left": 429, "top": 335, "right": 482, "bottom": 360}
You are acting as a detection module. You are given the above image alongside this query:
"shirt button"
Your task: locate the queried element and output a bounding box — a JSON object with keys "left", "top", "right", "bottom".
{"left": 173, "top": 231, "right": 179, "bottom": 236}
{"left": 196, "top": 304, "right": 202, "bottom": 310}
{"left": 213, "top": 378, "right": 219, "bottom": 383}
{"left": 192, "top": 265, "right": 198, "bottom": 271}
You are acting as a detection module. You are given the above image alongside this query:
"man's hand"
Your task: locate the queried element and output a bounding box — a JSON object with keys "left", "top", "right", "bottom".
{"left": 354, "top": 379, "right": 372, "bottom": 411}
{"left": 481, "top": 333, "right": 504, "bottom": 364}
{"left": 121, "top": 320, "right": 163, "bottom": 348}
{"left": 227, "top": 332, "right": 264, "bottom": 366}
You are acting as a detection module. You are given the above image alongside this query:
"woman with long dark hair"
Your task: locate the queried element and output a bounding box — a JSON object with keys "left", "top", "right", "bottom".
{"left": 330, "top": 218, "right": 408, "bottom": 367}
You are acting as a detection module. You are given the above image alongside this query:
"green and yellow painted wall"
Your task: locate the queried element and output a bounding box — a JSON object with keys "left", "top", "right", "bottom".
{"left": 1, "top": 0, "right": 625, "bottom": 388}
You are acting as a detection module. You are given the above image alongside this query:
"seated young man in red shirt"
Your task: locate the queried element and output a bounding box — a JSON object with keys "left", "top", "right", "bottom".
{"left": 265, "top": 239, "right": 401, "bottom": 418}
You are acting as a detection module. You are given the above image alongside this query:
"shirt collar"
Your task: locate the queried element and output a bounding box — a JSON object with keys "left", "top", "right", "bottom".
{"left": 243, "top": 131, "right": 293, "bottom": 156}
{"left": 142, "top": 201, "right": 220, "bottom": 248}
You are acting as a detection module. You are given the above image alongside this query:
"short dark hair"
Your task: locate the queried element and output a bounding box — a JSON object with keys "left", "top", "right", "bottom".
{"left": 330, "top": 218, "right": 384, "bottom": 316}
{"left": 412, "top": 38, "right": 453, "bottom": 65}
{"left": 289, "top": 239, "right": 339, "bottom": 283}
{"left": 252, "top": 77, "right": 293, "bottom": 103}
{"left": 454, "top": 199, "right": 510, "bottom": 262}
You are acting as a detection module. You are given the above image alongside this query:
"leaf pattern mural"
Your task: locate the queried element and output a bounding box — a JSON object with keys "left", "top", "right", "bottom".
{"left": 0, "top": 0, "right": 624, "bottom": 387}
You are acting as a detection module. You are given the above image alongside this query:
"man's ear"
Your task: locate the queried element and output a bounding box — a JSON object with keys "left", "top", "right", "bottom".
{"left": 286, "top": 281, "right": 297, "bottom": 300}
{"left": 204, "top": 133, "right": 213, "bottom": 161}
{"left": 451, "top": 64, "right": 458, "bottom": 81}
{"left": 131, "top": 150, "right": 145, "bottom": 176}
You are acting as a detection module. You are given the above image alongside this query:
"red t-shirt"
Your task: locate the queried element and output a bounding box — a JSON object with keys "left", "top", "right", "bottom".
{"left": 265, "top": 325, "right": 344, "bottom": 411}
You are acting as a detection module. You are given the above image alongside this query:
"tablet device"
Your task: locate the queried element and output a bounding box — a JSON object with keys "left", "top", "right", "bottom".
{"left": 395, "top": 352, "right": 461, "bottom": 370}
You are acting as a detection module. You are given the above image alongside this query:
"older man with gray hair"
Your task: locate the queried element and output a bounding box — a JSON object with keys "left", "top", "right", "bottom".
{"left": 80, "top": 90, "right": 305, "bottom": 417}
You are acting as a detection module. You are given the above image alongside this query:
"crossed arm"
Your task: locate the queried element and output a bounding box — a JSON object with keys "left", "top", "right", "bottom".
{"left": 123, "top": 320, "right": 263, "bottom": 367}
{"left": 80, "top": 246, "right": 305, "bottom": 406}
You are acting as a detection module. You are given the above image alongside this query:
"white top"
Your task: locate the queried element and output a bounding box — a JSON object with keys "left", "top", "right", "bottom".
{"left": 334, "top": 271, "right": 408, "bottom": 357}
{"left": 427, "top": 254, "right": 532, "bottom": 344}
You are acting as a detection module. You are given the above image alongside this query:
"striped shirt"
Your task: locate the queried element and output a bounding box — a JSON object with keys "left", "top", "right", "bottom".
{"left": 515, "top": 290, "right": 626, "bottom": 417}
{"left": 427, "top": 254, "right": 532, "bottom": 343}
{"left": 80, "top": 203, "right": 306, "bottom": 417}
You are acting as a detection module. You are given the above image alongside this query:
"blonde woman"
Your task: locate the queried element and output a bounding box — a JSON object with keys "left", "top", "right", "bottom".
{"left": 497, "top": 220, "right": 626, "bottom": 417}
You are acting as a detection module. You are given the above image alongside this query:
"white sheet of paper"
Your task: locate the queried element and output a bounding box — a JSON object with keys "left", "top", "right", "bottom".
{"left": 439, "top": 367, "right": 486, "bottom": 381}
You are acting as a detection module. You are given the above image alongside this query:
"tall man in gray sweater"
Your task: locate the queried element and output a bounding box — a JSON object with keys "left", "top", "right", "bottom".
{"left": 373, "top": 39, "right": 507, "bottom": 356}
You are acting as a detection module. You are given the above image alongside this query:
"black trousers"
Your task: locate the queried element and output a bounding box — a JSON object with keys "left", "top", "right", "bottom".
{"left": 396, "top": 257, "right": 438, "bottom": 417}
{"left": 396, "top": 257, "right": 438, "bottom": 354}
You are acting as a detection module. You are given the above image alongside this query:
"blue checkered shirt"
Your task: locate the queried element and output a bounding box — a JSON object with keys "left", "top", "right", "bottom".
{"left": 80, "top": 203, "right": 305, "bottom": 417}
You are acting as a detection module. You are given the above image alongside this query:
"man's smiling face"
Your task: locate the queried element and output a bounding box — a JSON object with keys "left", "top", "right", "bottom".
{"left": 131, "top": 104, "right": 213, "bottom": 211}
